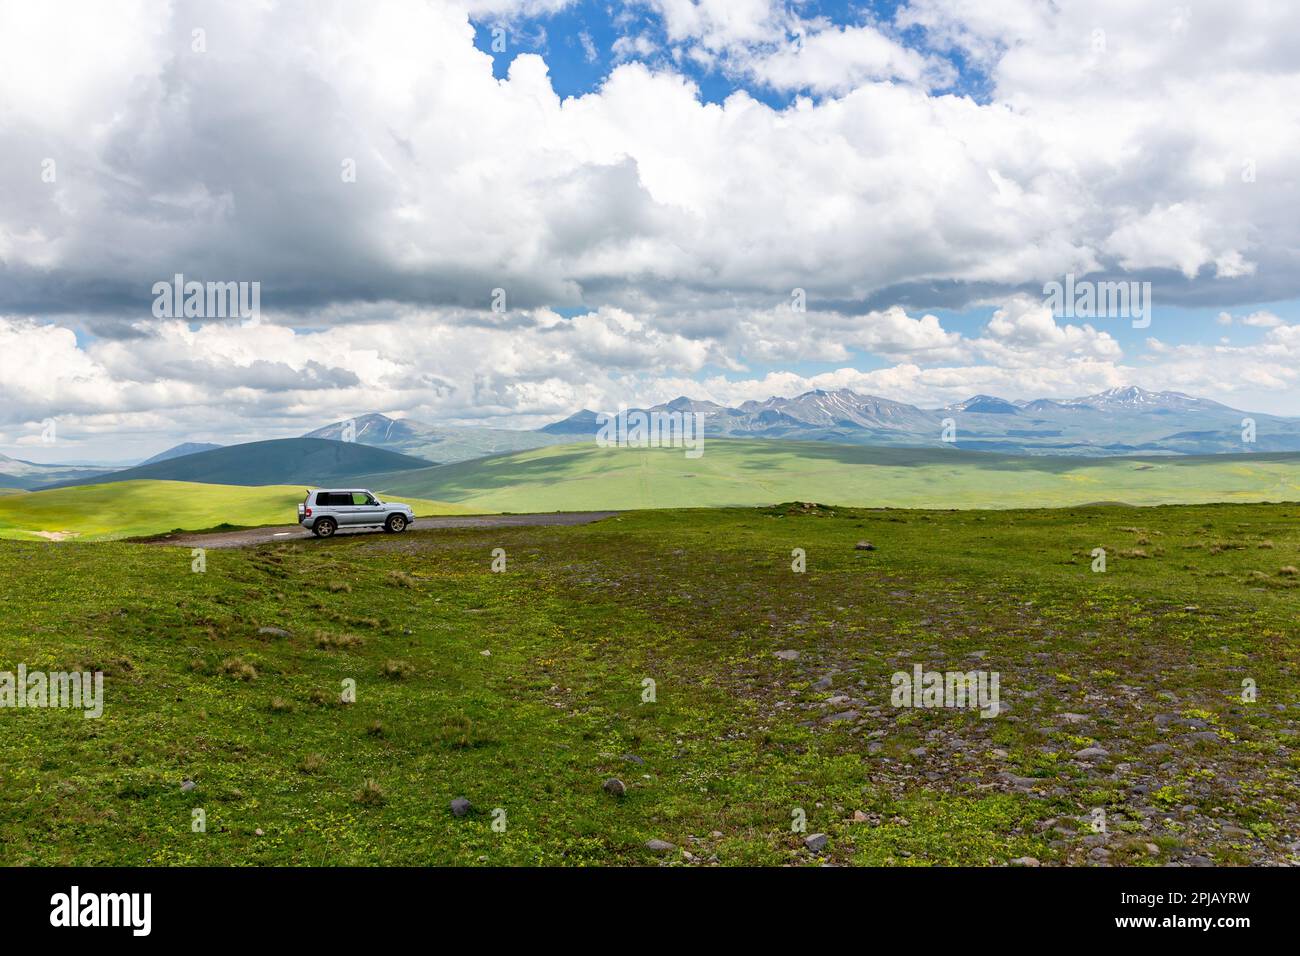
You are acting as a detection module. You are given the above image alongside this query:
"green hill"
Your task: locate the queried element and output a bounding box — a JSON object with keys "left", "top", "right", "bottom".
{"left": 0, "top": 480, "right": 470, "bottom": 541}
{"left": 39, "top": 438, "right": 433, "bottom": 490}
{"left": 369, "top": 439, "right": 1300, "bottom": 511}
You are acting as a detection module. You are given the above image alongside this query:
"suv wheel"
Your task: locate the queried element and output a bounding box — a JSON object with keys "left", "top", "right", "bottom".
{"left": 385, "top": 514, "right": 407, "bottom": 533}
{"left": 313, "top": 517, "right": 338, "bottom": 538}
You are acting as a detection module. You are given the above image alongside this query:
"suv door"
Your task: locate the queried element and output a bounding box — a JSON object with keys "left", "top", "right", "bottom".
{"left": 350, "top": 491, "right": 384, "bottom": 525}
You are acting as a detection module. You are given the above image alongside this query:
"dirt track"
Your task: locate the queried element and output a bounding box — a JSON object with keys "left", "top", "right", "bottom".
{"left": 143, "top": 512, "right": 621, "bottom": 549}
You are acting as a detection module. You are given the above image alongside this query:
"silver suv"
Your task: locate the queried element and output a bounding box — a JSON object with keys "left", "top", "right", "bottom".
{"left": 298, "top": 489, "right": 415, "bottom": 538}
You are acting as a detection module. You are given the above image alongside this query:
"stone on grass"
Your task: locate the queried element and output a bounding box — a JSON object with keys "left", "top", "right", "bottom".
{"left": 181, "top": 779, "right": 196, "bottom": 792}
{"left": 774, "top": 650, "right": 800, "bottom": 661}
{"left": 602, "top": 778, "right": 627, "bottom": 798}
{"left": 1009, "top": 856, "right": 1040, "bottom": 867}
{"left": 855, "top": 541, "right": 876, "bottom": 551}
{"left": 804, "top": 833, "right": 829, "bottom": 853}
{"left": 645, "top": 839, "right": 676, "bottom": 853}
{"left": 1073, "top": 747, "right": 1109, "bottom": 761}
{"left": 450, "top": 797, "right": 472, "bottom": 817}
{"left": 257, "top": 626, "right": 292, "bottom": 638}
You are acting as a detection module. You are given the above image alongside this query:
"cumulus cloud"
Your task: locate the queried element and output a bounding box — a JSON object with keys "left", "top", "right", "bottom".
{"left": 3, "top": 0, "right": 1300, "bottom": 455}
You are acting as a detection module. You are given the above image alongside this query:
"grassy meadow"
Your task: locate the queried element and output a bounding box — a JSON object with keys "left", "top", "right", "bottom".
{"left": 372, "top": 440, "right": 1300, "bottom": 512}
{"left": 0, "top": 480, "right": 471, "bottom": 542}
{"left": 1, "top": 501, "right": 1297, "bottom": 865}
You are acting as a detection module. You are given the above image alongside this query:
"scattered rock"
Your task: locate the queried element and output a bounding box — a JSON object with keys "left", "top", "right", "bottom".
{"left": 822, "top": 710, "right": 859, "bottom": 723}
{"left": 450, "top": 797, "right": 472, "bottom": 817}
{"left": 1073, "top": 747, "right": 1109, "bottom": 761}
{"left": 1000, "top": 772, "right": 1040, "bottom": 790}
{"left": 622, "top": 754, "right": 645, "bottom": 765}
{"left": 854, "top": 541, "right": 876, "bottom": 551}
{"left": 852, "top": 810, "right": 870, "bottom": 823}
{"left": 804, "top": 833, "right": 829, "bottom": 852}
{"left": 774, "top": 650, "right": 800, "bottom": 661}
{"left": 1009, "top": 856, "right": 1040, "bottom": 867}
{"left": 256, "top": 626, "right": 291, "bottom": 638}
{"left": 602, "top": 778, "right": 627, "bottom": 798}
{"left": 1058, "top": 712, "right": 1089, "bottom": 724}
{"left": 645, "top": 839, "right": 676, "bottom": 853}
{"left": 180, "top": 779, "right": 196, "bottom": 792}
{"left": 811, "top": 675, "right": 834, "bottom": 691}
{"left": 254, "top": 828, "right": 264, "bottom": 837}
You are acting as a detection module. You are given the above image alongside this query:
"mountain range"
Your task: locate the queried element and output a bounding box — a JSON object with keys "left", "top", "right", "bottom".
{"left": 0, "top": 453, "right": 113, "bottom": 490}
{"left": 304, "top": 413, "right": 565, "bottom": 463}
{"left": 9, "top": 386, "right": 1300, "bottom": 494}
{"left": 540, "top": 386, "right": 1300, "bottom": 456}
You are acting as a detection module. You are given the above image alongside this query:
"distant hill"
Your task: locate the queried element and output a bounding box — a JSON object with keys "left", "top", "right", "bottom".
{"left": 539, "top": 409, "right": 603, "bottom": 435}
{"left": 37, "top": 438, "right": 433, "bottom": 490}
{"left": 537, "top": 386, "right": 1300, "bottom": 456}
{"left": 139, "top": 442, "right": 223, "bottom": 466}
{"left": 370, "top": 438, "right": 1300, "bottom": 512}
{"left": 0, "top": 453, "right": 113, "bottom": 490}
{"left": 305, "top": 412, "right": 564, "bottom": 462}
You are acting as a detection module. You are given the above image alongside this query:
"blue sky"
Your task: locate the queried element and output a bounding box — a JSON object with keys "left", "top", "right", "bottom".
{"left": 471, "top": 0, "right": 993, "bottom": 106}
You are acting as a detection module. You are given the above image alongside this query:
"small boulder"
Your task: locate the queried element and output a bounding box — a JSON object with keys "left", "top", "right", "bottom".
{"left": 804, "top": 833, "right": 829, "bottom": 852}
{"left": 645, "top": 839, "right": 676, "bottom": 853}
{"left": 602, "top": 778, "right": 627, "bottom": 798}
{"left": 855, "top": 541, "right": 876, "bottom": 551}
{"left": 257, "top": 626, "right": 292, "bottom": 638}
{"left": 450, "top": 797, "right": 472, "bottom": 817}
{"left": 1009, "top": 856, "right": 1040, "bottom": 867}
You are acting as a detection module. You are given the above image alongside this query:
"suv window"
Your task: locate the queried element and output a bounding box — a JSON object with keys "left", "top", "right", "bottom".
{"left": 352, "top": 493, "right": 374, "bottom": 506}
{"left": 317, "top": 492, "right": 348, "bottom": 507}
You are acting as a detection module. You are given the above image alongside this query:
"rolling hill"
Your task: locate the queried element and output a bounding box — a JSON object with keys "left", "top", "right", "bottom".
{"left": 0, "top": 480, "right": 471, "bottom": 541}
{"left": 139, "top": 441, "right": 223, "bottom": 465}
{"left": 368, "top": 439, "right": 1300, "bottom": 512}
{"left": 36, "top": 438, "right": 433, "bottom": 490}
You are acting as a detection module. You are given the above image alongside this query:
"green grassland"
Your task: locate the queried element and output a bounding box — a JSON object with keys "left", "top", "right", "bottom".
{"left": 372, "top": 440, "right": 1300, "bottom": 512}
{"left": 0, "top": 480, "right": 471, "bottom": 542}
{"left": 1, "top": 502, "right": 1297, "bottom": 865}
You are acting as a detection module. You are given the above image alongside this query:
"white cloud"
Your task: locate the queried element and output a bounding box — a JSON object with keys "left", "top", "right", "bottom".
{"left": 747, "top": 24, "right": 957, "bottom": 94}
{"left": 3, "top": 0, "right": 1300, "bottom": 454}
